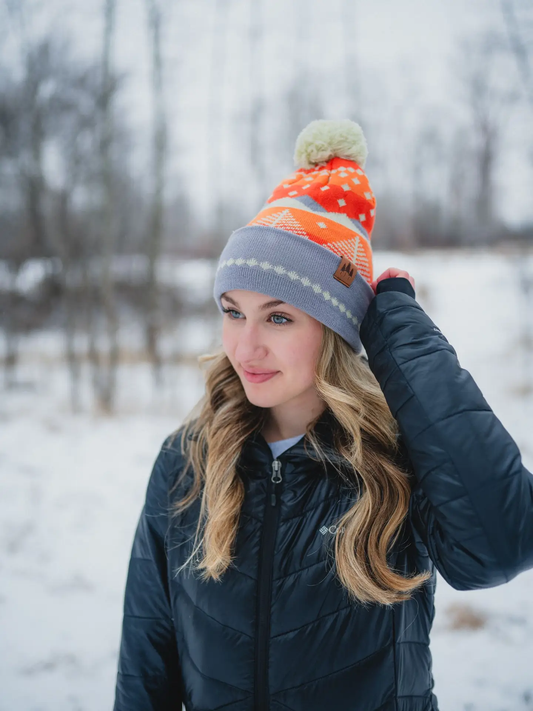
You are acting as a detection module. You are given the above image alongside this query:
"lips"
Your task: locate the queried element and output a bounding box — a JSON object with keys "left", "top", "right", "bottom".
{"left": 242, "top": 369, "right": 279, "bottom": 384}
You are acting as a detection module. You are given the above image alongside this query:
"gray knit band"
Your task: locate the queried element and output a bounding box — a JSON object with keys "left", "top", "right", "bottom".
{"left": 212, "top": 225, "right": 374, "bottom": 353}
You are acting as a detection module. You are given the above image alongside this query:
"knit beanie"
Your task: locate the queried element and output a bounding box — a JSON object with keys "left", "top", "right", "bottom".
{"left": 212, "top": 119, "right": 376, "bottom": 354}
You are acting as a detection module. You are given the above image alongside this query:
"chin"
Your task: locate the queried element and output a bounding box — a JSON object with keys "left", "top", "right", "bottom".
{"left": 243, "top": 393, "right": 280, "bottom": 408}
{"left": 242, "top": 384, "right": 285, "bottom": 409}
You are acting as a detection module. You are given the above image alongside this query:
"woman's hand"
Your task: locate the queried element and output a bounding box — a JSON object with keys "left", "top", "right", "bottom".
{"left": 370, "top": 268, "right": 416, "bottom": 296}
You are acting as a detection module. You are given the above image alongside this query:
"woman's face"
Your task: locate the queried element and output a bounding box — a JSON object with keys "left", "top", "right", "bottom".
{"left": 221, "top": 289, "right": 324, "bottom": 409}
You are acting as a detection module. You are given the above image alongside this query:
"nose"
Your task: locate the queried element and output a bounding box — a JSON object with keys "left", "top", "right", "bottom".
{"left": 233, "top": 321, "right": 268, "bottom": 363}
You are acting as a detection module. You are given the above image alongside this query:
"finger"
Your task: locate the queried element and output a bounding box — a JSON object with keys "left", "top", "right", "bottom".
{"left": 380, "top": 268, "right": 397, "bottom": 280}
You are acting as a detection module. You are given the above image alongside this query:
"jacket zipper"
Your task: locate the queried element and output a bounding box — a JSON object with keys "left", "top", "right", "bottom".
{"left": 255, "top": 457, "right": 283, "bottom": 711}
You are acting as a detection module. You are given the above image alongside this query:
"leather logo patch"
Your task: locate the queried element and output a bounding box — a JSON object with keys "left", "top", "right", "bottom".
{"left": 333, "top": 256, "right": 357, "bottom": 287}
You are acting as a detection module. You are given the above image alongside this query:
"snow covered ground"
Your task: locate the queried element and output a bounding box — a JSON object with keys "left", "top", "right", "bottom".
{"left": 1, "top": 248, "right": 532, "bottom": 710}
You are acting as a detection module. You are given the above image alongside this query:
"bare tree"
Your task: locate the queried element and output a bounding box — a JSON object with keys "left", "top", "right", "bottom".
{"left": 446, "top": 125, "right": 472, "bottom": 246}
{"left": 143, "top": 0, "right": 167, "bottom": 386}
{"left": 279, "top": 2, "right": 324, "bottom": 176}
{"left": 207, "top": 0, "right": 230, "bottom": 239}
{"left": 453, "top": 32, "right": 519, "bottom": 244}
{"left": 51, "top": 61, "right": 102, "bottom": 412}
{"left": 410, "top": 121, "right": 446, "bottom": 247}
{"left": 4, "top": 2, "right": 51, "bottom": 261}
{"left": 342, "top": 0, "right": 361, "bottom": 118}
{"left": 501, "top": 0, "right": 533, "bottom": 107}
{"left": 89, "top": 0, "right": 120, "bottom": 414}
{"left": 0, "top": 19, "right": 67, "bottom": 384}
{"left": 501, "top": 1, "right": 533, "bottom": 395}
{"left": 249, "top": 0, "right": 267, "bottom": 201}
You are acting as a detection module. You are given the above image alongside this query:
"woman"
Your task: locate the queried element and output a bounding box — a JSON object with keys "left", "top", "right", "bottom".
{"left": 113, "top": 120, "right": 533, "bottom": 711}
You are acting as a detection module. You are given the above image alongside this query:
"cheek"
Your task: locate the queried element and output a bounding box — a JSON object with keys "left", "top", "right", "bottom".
{"left": 283, "top": 330, "right": 322, "bottom": 378}
{"left": 221, "top": 322, "right": 235, "bottom": 357}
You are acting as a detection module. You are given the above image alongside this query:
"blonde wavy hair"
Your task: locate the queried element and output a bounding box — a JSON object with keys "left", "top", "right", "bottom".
{"left": 168, "top": 324, "right": 432, "bottom": 606}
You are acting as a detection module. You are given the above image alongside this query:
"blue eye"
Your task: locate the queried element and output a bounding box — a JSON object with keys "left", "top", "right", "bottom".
{"left": 221, "top": 307, "right": 241, "bottom": 319}
{"left": 221, "top": 307, "right": 292, "bottom": 326}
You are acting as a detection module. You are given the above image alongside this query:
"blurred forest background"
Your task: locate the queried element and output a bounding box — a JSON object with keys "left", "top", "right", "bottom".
{"left": 2, "top": 2, "right": 533, "bottom": 709}
{"left": 0, "top": 0, "right": 532, "bottom": 417}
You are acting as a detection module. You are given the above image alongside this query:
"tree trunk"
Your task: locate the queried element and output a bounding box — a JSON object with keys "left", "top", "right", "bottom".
{"left": 144, "top": 0, "right": 167, "bottom": 387}
{"left": 91, "top": 0, "right": 119, "bottom": 414}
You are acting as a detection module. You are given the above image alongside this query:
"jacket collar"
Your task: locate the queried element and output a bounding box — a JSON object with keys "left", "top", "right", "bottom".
{"left": 240, "top": 407, "right": 349, "bottom": 470}
{"left": 186, "top": 409, "right": 350, "bottom": 472}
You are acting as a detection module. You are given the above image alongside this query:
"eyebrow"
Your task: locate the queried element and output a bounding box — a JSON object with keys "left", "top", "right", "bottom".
{"left": 221, "top": 295, "right": 287, "bottom": 311}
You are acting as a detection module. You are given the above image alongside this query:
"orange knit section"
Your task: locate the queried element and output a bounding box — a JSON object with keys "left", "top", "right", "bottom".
{"left": 267, "top": 156, "right": 376, "bottom": 236}
{"left": 247, "top": 206, "right": 373, "bottom": 283}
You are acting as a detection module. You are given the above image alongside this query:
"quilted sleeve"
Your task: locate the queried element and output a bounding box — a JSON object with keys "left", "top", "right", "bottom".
{"left": 360, "top": 277, "right": 533, "bottom": 591}
{"left": 113, "top": 436, "right": 184, "bottom": 710}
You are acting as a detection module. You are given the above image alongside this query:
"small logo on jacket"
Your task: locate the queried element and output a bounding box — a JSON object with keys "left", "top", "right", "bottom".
{"left": 319, "top": 524, "right": 345, "bottom": 535}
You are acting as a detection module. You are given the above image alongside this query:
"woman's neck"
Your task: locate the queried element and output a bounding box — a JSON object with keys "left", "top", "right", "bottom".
{"left": 261, "top": 402, "right": 327, "bottom": 443}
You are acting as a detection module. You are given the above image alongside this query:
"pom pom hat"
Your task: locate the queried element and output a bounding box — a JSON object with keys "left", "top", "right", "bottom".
{"left": 213, "top": 119, "right": 377, "bottom": 354}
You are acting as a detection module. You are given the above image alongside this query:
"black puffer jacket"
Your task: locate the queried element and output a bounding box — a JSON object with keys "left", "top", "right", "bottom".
{"left": 113, "top": 277, "right": 533, "bottom": 711}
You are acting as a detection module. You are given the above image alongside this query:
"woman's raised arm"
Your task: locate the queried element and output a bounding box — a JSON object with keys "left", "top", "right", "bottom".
{"left": 360, "top": 276, "right": 533, "bottom": 590}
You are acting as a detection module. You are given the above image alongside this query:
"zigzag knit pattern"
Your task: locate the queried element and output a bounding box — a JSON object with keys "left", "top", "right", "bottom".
{"left": 248, "top": 156, "right": 376, "bottom": 284}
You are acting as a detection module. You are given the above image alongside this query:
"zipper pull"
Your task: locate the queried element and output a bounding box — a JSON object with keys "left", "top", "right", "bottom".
{"left": 270, "top": 459, "right": 282, "bottom": 506}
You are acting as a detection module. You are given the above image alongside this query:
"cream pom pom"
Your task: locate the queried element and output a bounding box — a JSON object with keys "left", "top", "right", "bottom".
{"left": 293, "top": 119, "right": 368, "bottom": 170}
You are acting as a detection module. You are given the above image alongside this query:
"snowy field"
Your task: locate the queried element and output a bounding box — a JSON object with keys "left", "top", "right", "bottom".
{"left": 1, "top": 248, "right": 533, "bottom": 711}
